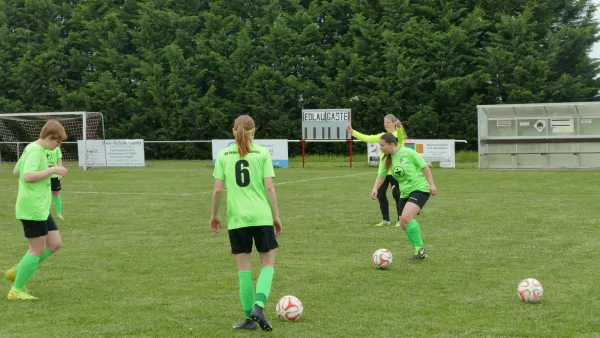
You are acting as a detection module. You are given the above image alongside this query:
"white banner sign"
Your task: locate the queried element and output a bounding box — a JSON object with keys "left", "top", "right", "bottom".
{"left": 367, "top": 142, "right": 382, "bottom": 166}
{"left": 367, "top": 139, "right": 456, "bottom": 168}
{"left": 78, "top": 139, "right": 145, "bottom": 167}
{"left": 212, "top": 139, "right": 289, "bottom": 168}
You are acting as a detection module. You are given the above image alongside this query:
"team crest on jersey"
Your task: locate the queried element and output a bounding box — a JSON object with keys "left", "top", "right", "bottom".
{"left": 46, "top": 152, "right": 52, "bottom": 160}
{"left": 392, "top": 165, "right": 404, "bottom": 177}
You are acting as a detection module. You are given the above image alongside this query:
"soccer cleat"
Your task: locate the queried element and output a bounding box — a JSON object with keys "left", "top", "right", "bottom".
{"left": 57, "top": 215, "right": 64, "bottom": 220}
{"left": 374, "top": 221, "right": 391, "bottom": 227}
{"left": 394, "top": 222, "right": 401, "bottom": 227}
{"left": 407, "top": 247, "right": 427, "bottom": 260}
{"left": 250, "top": 305, "right": 273, "bottom": 332}
{"left": 232, "top": 319, "right": 258, "bottom": 330}
{"left": 7, "top": 288, "right": 38, "bottom": 300}
{"left": 4, "top": 267, "right": 16, "bottom": 283}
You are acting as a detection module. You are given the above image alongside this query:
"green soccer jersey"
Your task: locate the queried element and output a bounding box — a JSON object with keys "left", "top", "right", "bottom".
{"left": 351, "top": 126, "right": 405, "bottom": 146}
{"left": 45, "top": 147, "right": 62, "bottom": 178}
{"left": 213, "top": 143, "right": 275, "bottom": 229}
{"left": 15, "top": 142, "right": 51, "bottom": 221}
{"left": 378, "top": 147, "right": 430, "bottom": 198}
{"left": 352, "top": 126, "right": 405, "bottom": 174}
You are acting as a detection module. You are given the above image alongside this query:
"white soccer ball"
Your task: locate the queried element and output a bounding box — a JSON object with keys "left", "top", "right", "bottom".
{"left": 276, "top": 295, "right": 303, "bottom": 321}
{"left": 372, "top": 248, "right": 392, "bottom": 269}
{"left": 517, "top": 278, "right": 543, "bottom": 303}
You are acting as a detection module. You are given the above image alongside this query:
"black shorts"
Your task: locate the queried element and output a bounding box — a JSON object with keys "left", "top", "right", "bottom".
{"left": 51, "top": 177, "right": 62, "bottom": 192}
{"left": 20, "top": 215, "right": 58, "bottom": 238}
{"left": 398, "top": 190, "right": 430, "bottom": 214}
{"left": 228, "top": 226, "right": 278, "bottom": 254}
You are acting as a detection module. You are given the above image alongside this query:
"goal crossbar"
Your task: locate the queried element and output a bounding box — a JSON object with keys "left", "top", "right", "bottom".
{"left": 0, "top": 112, "right": 88, "bottom": 117}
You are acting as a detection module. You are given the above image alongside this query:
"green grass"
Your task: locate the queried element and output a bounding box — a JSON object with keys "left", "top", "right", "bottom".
{"left": 0, "top": 158, "right": 599, "bottom": 337}
{"left": 455, "top": 150, "right": 478, "bottom": 163}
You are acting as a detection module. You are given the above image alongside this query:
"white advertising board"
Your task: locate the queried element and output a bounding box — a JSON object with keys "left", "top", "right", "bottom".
{"left": 78, "top": 139, "right": 145, "bottom": 167}
{"left": 367, "top": 139, "right": 456, "bottom": 168}
{"left": 212, "top": 139, "right": 289, "bottom": 168}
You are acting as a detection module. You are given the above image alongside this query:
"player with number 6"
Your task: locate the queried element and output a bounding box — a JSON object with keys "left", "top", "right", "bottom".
{"left": 210, "top": 114, "right": 282, "bottom": 332}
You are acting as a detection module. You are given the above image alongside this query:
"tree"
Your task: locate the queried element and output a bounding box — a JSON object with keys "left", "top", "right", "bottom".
{"left": 0, "top": 0, "right": 598, "bottom": 158}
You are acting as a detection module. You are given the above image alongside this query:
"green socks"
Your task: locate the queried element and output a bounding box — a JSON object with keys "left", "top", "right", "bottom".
{"left": 405, "top": 219, "right": 424, "bottom": 250}
{"left": 404, "top": 227, "right": 415, "bottom": 247}
{"left": 54, "top": 195, "right": 62, "bottom": 215}
{"left": 9, "top": 248, "right": 54, "bottom": 284}
{"left": 13, "top": 254, "right": 40, "bottom": 289}
{"left": 238, "top": 267, "right": 275, "bottom": 317}
{"left": 38, "top": 248, "right": 53, "bottom": 264}
{"left": 255, "top": 266, "right": 274, "bottom": 308}
{"left": 238, "top": 270, "right": 254, "bottom": 319}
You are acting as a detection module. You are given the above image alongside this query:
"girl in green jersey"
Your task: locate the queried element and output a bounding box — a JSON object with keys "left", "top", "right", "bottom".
{"left": 347, "top": 114, "right": 406, "bottom": 227}
{"left": 211, "top": 115, "right": 282, "bottom": 331}
{"left": 5, "top": 120, "right": 68, "bottom": 300}
{"left": 371, "top": 133, "right": 437, "bottom": 260}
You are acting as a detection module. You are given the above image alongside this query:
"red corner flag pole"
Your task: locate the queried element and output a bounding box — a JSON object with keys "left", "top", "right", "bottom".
{"left": 349, "top": 108, "right": 352, "bottom": 168}
{"left": 349, "top": 139, "right": 353, "bottom": 168}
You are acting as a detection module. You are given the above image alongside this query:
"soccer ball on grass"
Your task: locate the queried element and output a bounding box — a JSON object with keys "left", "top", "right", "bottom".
{"left": 276, "top": 295, "right": 303, "bottom": 321}
{"left": 517, "top": 278, "right": 543, "bottom": 303}
{"left": 372, "top": 248, "right": 392, "bottom": 269}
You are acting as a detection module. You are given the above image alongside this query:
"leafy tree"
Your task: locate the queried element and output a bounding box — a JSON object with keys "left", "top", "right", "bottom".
{"left": 0, "top": 0, "right": 598, "bottom": 158}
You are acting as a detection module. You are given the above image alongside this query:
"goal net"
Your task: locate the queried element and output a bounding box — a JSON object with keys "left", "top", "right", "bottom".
{"left": 0, "top": 112, "right": 105, "bottom": 170}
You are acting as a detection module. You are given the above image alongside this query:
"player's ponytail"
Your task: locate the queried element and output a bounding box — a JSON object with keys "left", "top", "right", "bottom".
{"left": 385, "top": 154, "right": 392, "bottom": 171}
{"left": 380, "top": 133, "right": 398, "bottom": 171}
{"left": 233, "top": 115, "right": 255, "bottom": 158}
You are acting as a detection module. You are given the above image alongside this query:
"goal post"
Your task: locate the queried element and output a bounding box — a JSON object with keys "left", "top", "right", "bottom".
{"left": 0, "top": 111, "right": 106, "bottom": 170}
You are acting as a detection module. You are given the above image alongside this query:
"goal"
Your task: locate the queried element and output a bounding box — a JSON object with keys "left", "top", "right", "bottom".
{"left": 0, "top": 112, "right": 105, "bottom": 170}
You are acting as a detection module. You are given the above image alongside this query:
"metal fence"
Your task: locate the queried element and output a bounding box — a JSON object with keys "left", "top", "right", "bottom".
{"left": 0, "top": 139, "right": 468, "bottom": 164}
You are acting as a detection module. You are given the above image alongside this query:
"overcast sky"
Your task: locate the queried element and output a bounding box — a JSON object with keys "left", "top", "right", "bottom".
{"left": 590, "top": 0, "right": 600, "bottom": 59}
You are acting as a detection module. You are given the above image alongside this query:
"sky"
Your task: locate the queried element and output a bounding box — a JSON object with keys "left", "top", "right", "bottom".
{"left": 591, "top": 0, "right": 600, "bottom": 59}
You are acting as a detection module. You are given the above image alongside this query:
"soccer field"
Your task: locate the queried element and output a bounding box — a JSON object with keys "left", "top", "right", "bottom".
{"left": 0, "top": 159, "right": 599, "bottom": 337}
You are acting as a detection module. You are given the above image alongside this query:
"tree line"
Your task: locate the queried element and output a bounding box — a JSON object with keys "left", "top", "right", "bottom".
{"left": 1, "top": 0, "right": 599, "bottom": 158}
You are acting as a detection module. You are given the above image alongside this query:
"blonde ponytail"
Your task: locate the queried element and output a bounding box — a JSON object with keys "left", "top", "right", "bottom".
{"left": 233, "top": 115, "right": 255, "bottom": 158}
